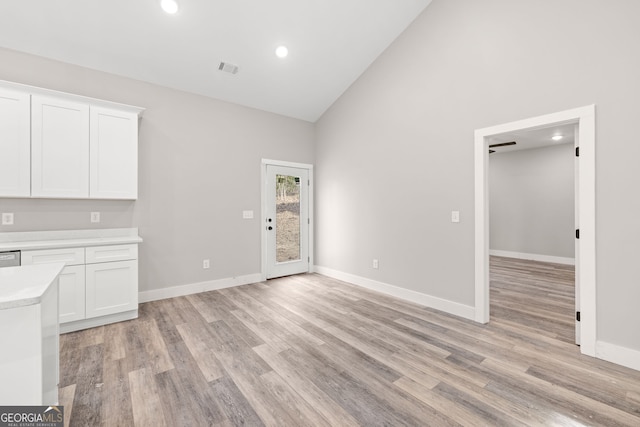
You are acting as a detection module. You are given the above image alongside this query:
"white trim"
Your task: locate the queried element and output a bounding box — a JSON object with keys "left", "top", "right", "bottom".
{"left": 0, "top": 79, "right": 144, "bottom": 116}
{"left": 475, "top": 105, "right": 596, "bottom": 357}
{"left": 261, "top": 158, "right": 313, "bottom": 169}
{"left": 261, "top": 159, "right": 314, "bottom": 281}
{"left": 596, "top": 341, "right": 640, "bottom": 372}
{"left": 489, "top": 250, "right": 575, "bottom": 266}
{"left": 138, "top": 273, "right": 262, "bottom": 303}
{"left": 60, "top": 309, "right": 138, "bottom": 333}
{"left": 315, "top": 266, "right": 475, "bottom": 321}
{"left": 474, "top": 128, "right": 490, "bottom": 323}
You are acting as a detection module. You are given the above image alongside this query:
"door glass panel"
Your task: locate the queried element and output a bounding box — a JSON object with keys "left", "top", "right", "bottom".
{"left": 276, "top": 174, "right": 301, "bottom": 263}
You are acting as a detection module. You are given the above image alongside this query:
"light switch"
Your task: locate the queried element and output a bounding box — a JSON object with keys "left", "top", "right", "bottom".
{"left": 242, "top": 210, "right": 254, "bottom": 219}
{"left": 451, "top": 211, "right": 460, "bottom": 223}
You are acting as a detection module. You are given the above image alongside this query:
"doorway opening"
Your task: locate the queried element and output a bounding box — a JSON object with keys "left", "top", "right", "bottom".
{"left": 488, "top": 127, "right": 577, "bottom": 344}
{"left": 474, "top": 105, "right": 596, "bottom": 357}
{"left": 261, "top": 159, "right": 314, "bottom": 280}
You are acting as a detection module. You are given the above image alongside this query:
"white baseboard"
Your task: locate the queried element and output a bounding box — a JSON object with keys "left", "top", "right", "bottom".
{"left": 314, "top": 266, "right": 475, "bottom": 321}
{"left": 490, "top": 249, "right": 575, "bottom": 266}
{"left": 61, "top": 310, "right": 138, "bottom": 334}
{"left": 139, "top": 273, "right": 263, "bottom": 303}
{"left": 596, "top": 341, "right": 640, "bottom": 372}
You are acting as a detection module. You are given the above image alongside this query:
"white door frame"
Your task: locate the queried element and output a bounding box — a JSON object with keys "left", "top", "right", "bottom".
{"left": 474, "top": 105, "right": 596, "bottom": 356}
{"left": 261, "top": 159, "right": 314, "bottom": 281}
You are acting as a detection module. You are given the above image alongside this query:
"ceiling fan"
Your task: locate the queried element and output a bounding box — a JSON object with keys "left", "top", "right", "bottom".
{"left": 489, "top": 141, "right": 516, "bottom": 153}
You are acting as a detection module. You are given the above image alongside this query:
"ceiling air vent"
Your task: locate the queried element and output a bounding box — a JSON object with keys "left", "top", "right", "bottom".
{"left": 218, "top": 62, "right": 239, "bottom": 75}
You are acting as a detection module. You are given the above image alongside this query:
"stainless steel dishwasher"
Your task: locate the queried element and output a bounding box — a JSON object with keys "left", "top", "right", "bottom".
{"left": 0, "top": 250, "right": 21, "bottom": 267}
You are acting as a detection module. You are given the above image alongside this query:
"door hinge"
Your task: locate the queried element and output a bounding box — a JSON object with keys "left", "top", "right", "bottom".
{"left": 575, "top": 229, "right": 580, "bottom": 239}
{"left": 308, "top": 179, "right": 310, "bottom": 186}
{"left": 575, "top": 146, "right": 579, "bottom": 157}
{"left": 576, "top": 311, "right": 581, "bottom": 322}
{"left": 307, "top": 218, "right": 310, "bottom": 224}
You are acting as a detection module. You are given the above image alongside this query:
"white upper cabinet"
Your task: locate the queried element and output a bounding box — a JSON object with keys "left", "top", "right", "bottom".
{"left": 90, "top": 106, "right": 138, "bottom": 199}
{"left": 0, "top": 88, "right": 30, "bottom": 197}
{"left": 0, "top": 80, "right": 143, "bottom": 200}
{"left": 31, "top": 95, "right": 90, "bottom": 198}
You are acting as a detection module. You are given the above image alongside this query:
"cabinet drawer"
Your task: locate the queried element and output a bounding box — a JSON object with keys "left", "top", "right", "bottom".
{"left": 22, "top": 247, "right": 85, "bottom": 266}
{"left": 86, "top": 244, "right": 137, "bottom": 264}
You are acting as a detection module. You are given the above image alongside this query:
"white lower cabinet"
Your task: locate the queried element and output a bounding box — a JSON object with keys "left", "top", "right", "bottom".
{"left": 21, "top": 243, "right": 138, "bottom": 332}
{"left": 58, "top": 265, "right": 86, "bottom": 323}
{"left": 86, "top": 260, "right": 138, "bottom": 318}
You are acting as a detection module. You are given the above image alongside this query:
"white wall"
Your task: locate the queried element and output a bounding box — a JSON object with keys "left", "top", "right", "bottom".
{"left": 315, "top": 0, "right": 640, "bottom": 354}
{"left": 490, "top": 144, "right": 575, "bottom": 259}
{"left": 0, "top": 47, "right": 315, "bottom": 293}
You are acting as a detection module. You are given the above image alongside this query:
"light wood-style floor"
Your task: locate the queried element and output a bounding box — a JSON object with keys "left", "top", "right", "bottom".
{"left": 490, "top": 256, "right": 576, "bottom": 345}
{"left": 59, "top": 258, "right": 640, "bottom": 426}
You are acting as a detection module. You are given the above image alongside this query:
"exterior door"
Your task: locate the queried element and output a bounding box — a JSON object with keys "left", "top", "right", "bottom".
{"left": 266, "top": 165, "right": 309, "bottom": 279}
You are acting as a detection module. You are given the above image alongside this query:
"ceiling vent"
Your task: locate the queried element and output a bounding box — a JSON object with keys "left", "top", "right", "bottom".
{"left": 218, "top": 62, "right": 239, "bottom": 75}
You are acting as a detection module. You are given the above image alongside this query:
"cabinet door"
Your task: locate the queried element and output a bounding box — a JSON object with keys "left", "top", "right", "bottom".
{"left": 58, "top": 265, "right": 86, "bottom": 323}
{"left": 0, "top": 88, "right": 30, "bottom": 197}
{"left": 85, "top": 260, "right": 138, "bottom": 318}
{"left": 32, "top": 95, "right": 89, "bottom": 198}
{"left": 90, "top": 106, "right": 138, "bottom": 199}
{"left": 21, "top": 248, "right": 87, "bottom": 324}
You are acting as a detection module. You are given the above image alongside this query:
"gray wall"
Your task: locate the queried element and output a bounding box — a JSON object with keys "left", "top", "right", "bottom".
{"left": 0, "top": 47, "right": 315, "bottom": 292}
{"left": 489, "top": 144, "right": 575, "bottom": 259}
{"left": 2, "top": 0, "right": 640, "bottom": 355}
{"left": 315, "top": 0, "right": 640, "bottom": 352}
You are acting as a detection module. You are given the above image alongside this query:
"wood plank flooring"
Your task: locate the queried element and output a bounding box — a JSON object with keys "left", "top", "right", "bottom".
{"left": 490, "top": 256, "right": 576, "bottom": 344}
{"left": 59, "top": 259, "right": 640, "bottom": 426}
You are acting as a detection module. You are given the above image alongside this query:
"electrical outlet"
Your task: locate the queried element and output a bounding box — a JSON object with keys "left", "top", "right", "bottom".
{"left": 203, "top": 259, "right": 210, "bottom": 269}
{"left": 91, "top": 212, "right": 101, "bottom": 223}
{"left": 242, "top": 210, "right": 254, "bottom": 219}
{"left": 451, "top": 210, "right": 460, "bottom": 223}
{"left": 373, "top": 259, "right": 379, "bottom": 269}
{"left": 2, "top": 213, "right": 14, "bottom": 225}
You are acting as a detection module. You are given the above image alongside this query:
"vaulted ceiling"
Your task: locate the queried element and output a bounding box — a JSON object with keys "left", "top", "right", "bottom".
{"left": 0, "top": 0, "right": 433, "bottom": 122}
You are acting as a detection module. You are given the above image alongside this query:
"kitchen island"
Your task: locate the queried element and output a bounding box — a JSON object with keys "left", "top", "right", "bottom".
{"left": 0, "top": 263, "right": 63, "bottom": 405}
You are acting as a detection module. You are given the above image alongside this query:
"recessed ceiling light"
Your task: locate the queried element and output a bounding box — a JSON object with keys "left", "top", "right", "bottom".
{"left": 275, "top": 46, "right": 289, "bottom": 59}
{"left": 552, "top": 135, "right": 563, "bottom": 141}
{"left": 161, "top": 0, "right": 179, "bottom": 14}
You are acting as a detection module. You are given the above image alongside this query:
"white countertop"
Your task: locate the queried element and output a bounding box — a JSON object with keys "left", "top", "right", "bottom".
{"left": 0, "top": 263, "right": 65, "bottom": 309}
{"left": 0, "top": 228, "right": 142, "bottom": 251}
